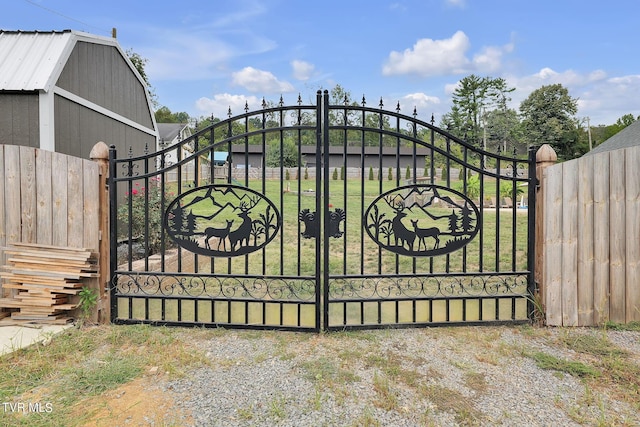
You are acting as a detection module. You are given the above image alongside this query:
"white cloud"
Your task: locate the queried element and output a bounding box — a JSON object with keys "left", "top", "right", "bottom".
{"left": 510, "top": 67, "right": 608, "bottom": 93}
{"left": 382, "top": 31, "right": 513, "bottom": 78}
{"left": 473, "top": 42, "right": 513, "bottom": 73}
{"left": 195, "top": 93, "right": 262, "bottom": 118}
{"left": 291, "top": 60, "right": 315, "bottom": 81}
{"left": 383, "top": 31, "right": 471, "bottom": 77}
{"left": 400, "top": 92, "right": 440, "bottom": 110}
{"left": 501, "top": 68, "right": 638, "bottom": 125}
{"left": 231, "top": 66, "right": 295, "bottom": 93}
{"left": 143, "top": 32, "right": 234, "bottom": 81}
{"left": 575, "top": 74, "right": 640, "bottom": 125}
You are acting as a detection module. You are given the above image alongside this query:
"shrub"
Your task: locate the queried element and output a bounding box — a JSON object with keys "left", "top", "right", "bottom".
{"left": 340, "top": 166, "right": 345, "bottom": 180}
{"left": 368, "top": 166, "right": 374, "bottom": 181}
{"left": 117, "top": 178, "right": 173, "bottom": 256}
{"left": 441, "top": 165, "right": 448, "bottom": 181}
{"left": 304, "top": 167, "right": 309, "bottom": 180}
{"left": 405, "top": 165, "right": 411, "bottom": 180}
{"left": 285, "top": 169, "right": 290, "bottom": 181}
{"left": 500, "top": 181, "right": 524, "bottom": 199}
{"left": 388, "top": 167, "right": 393, "bottom": 181}
{"left": 332, "top": 168, "right": 338, "bottom": 180}
{"left": 453, "top": 174, "right": 480, "bottom": 200}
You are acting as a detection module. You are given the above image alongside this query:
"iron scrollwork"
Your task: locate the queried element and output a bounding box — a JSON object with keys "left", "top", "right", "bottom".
{"left": 164, "top": 185, "right": 281, "bottom": 257}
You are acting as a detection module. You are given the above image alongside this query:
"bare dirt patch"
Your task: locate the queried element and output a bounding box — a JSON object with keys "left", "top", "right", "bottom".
{"left": 75, "top": 375, "right": 193, "bottom": 427}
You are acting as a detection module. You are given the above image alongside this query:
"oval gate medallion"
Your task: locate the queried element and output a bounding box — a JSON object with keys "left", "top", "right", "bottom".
{"left": 164, "top": 185, "right": 281, "bottom": 257}
{"left": 364, "top": 184, "right": 480, "bottom": 257}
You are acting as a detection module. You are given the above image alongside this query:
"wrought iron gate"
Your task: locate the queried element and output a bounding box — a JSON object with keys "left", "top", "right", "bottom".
{"left": 109, "top": 90, "right": 536, "bottom": 331}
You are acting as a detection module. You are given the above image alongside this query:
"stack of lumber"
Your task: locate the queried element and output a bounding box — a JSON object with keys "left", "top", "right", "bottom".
{"left": 0, "top": 243, "right": 98, "bottom": 324}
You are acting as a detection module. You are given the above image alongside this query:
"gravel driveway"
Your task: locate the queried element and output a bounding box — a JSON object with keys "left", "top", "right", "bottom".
{"left": 159, "top": 325, "right": 640, "bottom": 426}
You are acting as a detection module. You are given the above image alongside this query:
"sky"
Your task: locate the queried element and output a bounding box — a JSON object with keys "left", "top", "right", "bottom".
{"left": 3, "top": 0, "right": 639, "bottom": 126}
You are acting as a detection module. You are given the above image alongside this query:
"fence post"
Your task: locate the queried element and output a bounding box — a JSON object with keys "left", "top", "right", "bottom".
{"left": 90, "top": 141, "right": 111, "bottom": 324}
{"left": 535, "top": 144, "right": 557, "bottom": 320}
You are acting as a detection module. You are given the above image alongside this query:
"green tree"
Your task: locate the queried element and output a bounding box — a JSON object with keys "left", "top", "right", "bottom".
{"left": 332, "top": 168, "right": 338, "bottom": 180}
{"left": 591, "top": 113, "right": 639, "bottom": 149}
{"left": 519, "top": 84, "right": 579, "bottom": 160}
{"left": 266, "top": 138, "right": 301, "bottom": 167}
{"left": 405, "top": 165, "right": 411, "bottom": 180}
{"left": 441, "top": 75, "right": 515, "bottom": 148}
{"left": 155, "top": 106, "right": 190, "bottom": 124}
{"left": 126, "top": 49, "right": 158, "bottom": 109}
{"left": 483, "top": 108, "right": 525, "bottom": 155}
{"left": 368, "top": 166, "right": 374, "bottom": 181}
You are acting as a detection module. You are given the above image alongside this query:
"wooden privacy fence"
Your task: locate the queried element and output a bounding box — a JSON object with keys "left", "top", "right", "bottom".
{"left": 0, "top": 143, "right": 110, "bottom": 323}
{"left": 537, "top": 144, "right": 640, "bottom": 326}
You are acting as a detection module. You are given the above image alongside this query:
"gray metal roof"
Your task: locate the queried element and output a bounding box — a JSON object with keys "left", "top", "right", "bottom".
{"left": 158, "top": 123, "right": 188, "bottom": 143}
{"left": 586, "top": 119, "right": 640, "bottom": 156}
{"left": 0, "top": 29, "right": 130, "bottom": 92}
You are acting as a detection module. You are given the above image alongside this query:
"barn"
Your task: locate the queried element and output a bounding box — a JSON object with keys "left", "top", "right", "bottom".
{"left": 0, "top": 29, "right": 157, "bottom": 158}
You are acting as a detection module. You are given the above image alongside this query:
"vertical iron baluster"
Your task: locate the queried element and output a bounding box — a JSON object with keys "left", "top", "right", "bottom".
{"left": 360, "top": 104, "right": 366, "bottom": 275}
{"left": 318, "top": 90, "right": 326, "bottom": 331}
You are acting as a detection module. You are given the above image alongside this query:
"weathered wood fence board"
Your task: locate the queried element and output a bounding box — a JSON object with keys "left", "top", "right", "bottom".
{"left": 626, "top": 147, "right": 640, "bottom": 322}
{"left": 542, "top": 145, "right": 640, "bottom": 325}
{"left": 577, "top": 154, "right": 594, "bottom": 325}
{"left": 0, "top": 145, "right": 101, "bottom": 312}
{"left": 592, "top": 152, "right": 610, "bottom": 323}
{"left": 543, "top": 164, "right": 563, "bottom": 326}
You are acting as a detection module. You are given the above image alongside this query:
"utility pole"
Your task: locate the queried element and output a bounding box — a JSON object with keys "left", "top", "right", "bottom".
{"left": 586, "top": 117, "right": 593, "bottom": 151}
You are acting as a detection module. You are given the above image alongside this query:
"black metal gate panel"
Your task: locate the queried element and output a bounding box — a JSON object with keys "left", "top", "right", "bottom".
{"left": 109, "top": 90, "right": 536, "bottom": 331}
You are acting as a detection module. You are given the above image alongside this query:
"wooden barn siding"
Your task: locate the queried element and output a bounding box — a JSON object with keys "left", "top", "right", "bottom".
{"left": 54, "top": 96, "right": 154, "bottom": 158}
{"left": 0, "top": 93, "right": 40, "bottom": 147}
{"left": 542, "top": 145, "right": 640, "bottom": 325}
{"left": 57, "top": 41, "right": 153, "bottom": 129}
{"left": 0, "top": 144, "right": 100, "bottom": 299}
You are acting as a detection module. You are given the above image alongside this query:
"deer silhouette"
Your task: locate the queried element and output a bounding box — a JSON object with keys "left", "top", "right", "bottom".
{"left": 229, "top": 200, "right": 257, "bottom": 251}
{"left": 204, "top": 220, "right": 234, "bottom": 251}
{"left": 390, "top": 203, "right": 415, "bottom": 251}
{"left": 410, "top": 219, "right": 440, "bottom": 250}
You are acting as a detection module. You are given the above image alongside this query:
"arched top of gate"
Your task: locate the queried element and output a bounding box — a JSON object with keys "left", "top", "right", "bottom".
{"left": 111, "top": 90, "right": 530, "bottom": 182}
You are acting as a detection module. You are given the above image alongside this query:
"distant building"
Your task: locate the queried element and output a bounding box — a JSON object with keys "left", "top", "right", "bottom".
{"left": 229, "top": 144, "right": 431, "bottom": 169}
{"left": 0, "top": 30, "right": 157, "bottom": 159}
{"left": 158, "top": 123, "right": 218, "bottom": 184}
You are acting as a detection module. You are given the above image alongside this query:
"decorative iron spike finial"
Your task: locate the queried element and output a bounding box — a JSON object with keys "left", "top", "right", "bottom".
{"left": 261, "top": 97, "right": 267, "bottom": 109}
{"left": 413, "top": 106, "right": 418, "bottom": 118}
{"left": 227, "top": 107, "right": 232, "bottom": 118}
{"left": 361, "top": 95, "right": 366, "bottom": 107}
{"left": 144, "top": 141, "right": 149, "bottom": 155}
{"left": 278, "top": 95, "right": 284, "bottom": 107}
{"left": 379, "top": 97, "right": 384, "bottom": 109}
{"left": 431, "top": 113, "right": 435, "bottom": 125}
{"left": 343, "top": 94, "right": 349, "bottom": 105}
{"left": 244, "top": 101, "right": 249, "bottom": 113}
{"left": 297, "top": 93, "right": 302, "bottom": 105}
{"left": 396, "top": 101, "right": 401, "bottom": 113}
